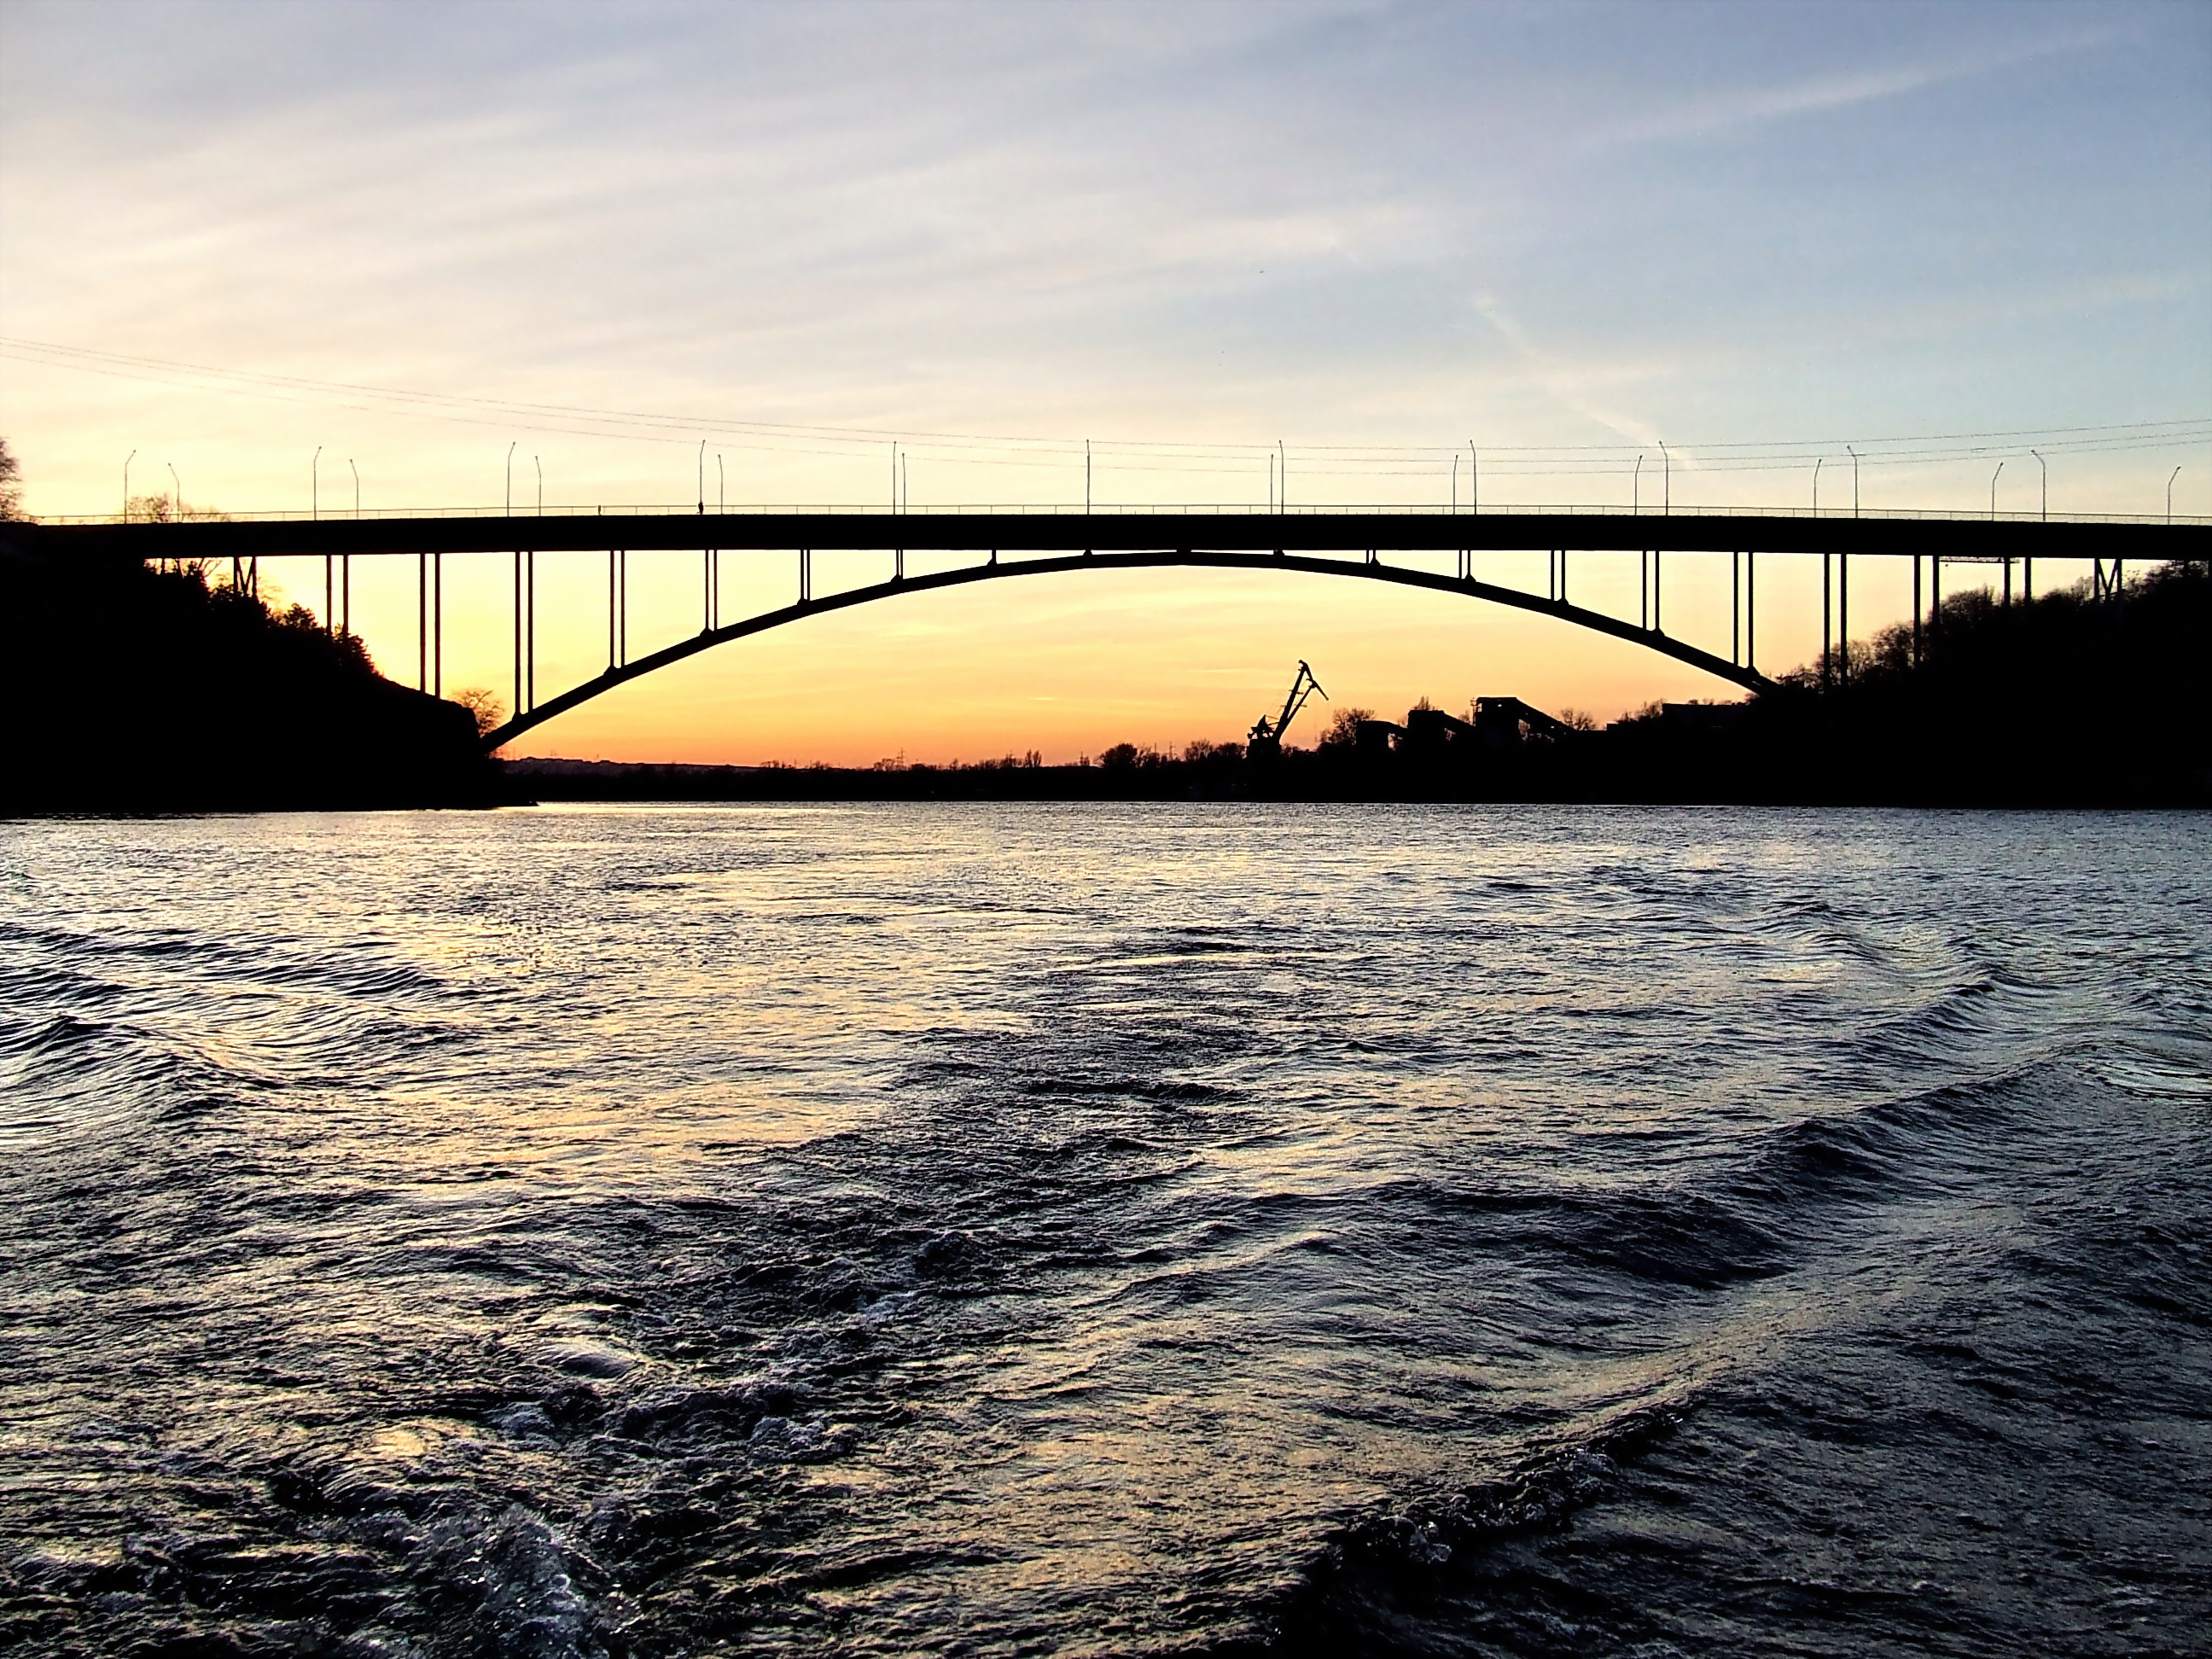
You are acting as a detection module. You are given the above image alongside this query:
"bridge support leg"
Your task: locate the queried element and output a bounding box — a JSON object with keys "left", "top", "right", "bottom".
{"left": 1839, "top": 552, "right": 1849, "bottom": 682}
{"left": 1727, "top": 553, "right": 1737, "bottom": 663}
{"left": 1745, "top": 550, "right": 1755, "bottom": 674}
{"left": 416, "top": 551, "right": 428, "bottom": 691}
{"left": 1912, "top": 555, "right": 1922, "bottom": 666}
{"left": 434, "top": 552, "right": 444, "bottom": 697}
{"left": 1821, "top": 553, "right": 1831, "bottom": 688}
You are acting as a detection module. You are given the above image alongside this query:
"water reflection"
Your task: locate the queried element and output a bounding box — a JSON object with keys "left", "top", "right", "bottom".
{"left": 1, "top": 805, "right": 2206, "bottom": 1654}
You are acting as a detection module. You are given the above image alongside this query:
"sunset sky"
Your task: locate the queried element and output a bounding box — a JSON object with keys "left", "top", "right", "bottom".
{"left": 3, "top": 0, "right": 2207, "bottom": 763}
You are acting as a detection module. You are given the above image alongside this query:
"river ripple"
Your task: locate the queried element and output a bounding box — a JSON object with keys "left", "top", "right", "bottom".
{"left": 1, "top": 804, "right": 2206, "bottom": 1656}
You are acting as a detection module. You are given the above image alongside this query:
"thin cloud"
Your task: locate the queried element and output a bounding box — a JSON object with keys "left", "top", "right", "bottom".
{"left": 1583, "top": 27, "right": 2115, "bottom": 150}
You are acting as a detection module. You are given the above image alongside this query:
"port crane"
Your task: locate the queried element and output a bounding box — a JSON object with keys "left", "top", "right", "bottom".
{"left": 1247, "top": 661, "right": 1327, "bottom": 759}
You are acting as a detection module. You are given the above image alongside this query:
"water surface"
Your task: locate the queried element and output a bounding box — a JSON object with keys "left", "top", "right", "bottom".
{"left": 2, "top": 804, "right": 2206, "bottom": 1656}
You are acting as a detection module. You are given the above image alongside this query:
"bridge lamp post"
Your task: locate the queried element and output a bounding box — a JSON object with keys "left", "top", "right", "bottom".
{"left": 1633, "top": 452, "right": 1643, "bottom": 514}
{"left": 1451, "top": 451, "right": 1458, "bottom": 512}
{"left": 123, "top": 450, "right": 136, "bottom": 522}
{"left": 2029, "top": 448, "right": 2046, "bottom": 602}
{"left": 1086, "top": 439, "right": 1092, "bottom": 514}
{"left": 1470, "top": 442, "right": 1478, "bottom": 515}
{"left": 1658, "top": 440, "right": 1669, "bottom": 515}
{"left": 1812, "top": 456, "right": 1823, "bottom": 515}
{"left": 2171, "top": 465, "right": 2183, "bottom": 526}
{"left": 167, "top": 463, "right": 180, "bottom": 520}
{"left": 1278, "top": 439, "right": 1286, "bottom": 513}
{"left": 1991, "top": 461, "right": 2008, "bottom": 605}
{"left": 1847, "top": 446, "right": 1860, "bottom": 516}
{"left": 314, "top": 446, "right": 329, "bottom": 629}
{"left": 346, "top": 458, "right": 358, "bottom": 635}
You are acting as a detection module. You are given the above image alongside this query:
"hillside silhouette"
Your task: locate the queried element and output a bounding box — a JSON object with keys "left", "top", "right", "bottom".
{"left": 1, "top": 533, "right": 496, "bottom": 813}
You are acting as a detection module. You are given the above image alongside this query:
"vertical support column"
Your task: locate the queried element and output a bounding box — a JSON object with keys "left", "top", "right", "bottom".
{"left": 416, "top": 551, "right": 428, "bottom": 690}
{"left": 1931, "top": 556, "right": 1942, "bottom": 640}
{"left": 526, "top": 549, "right": 536, "bottom": 713}
{"left": 433, "top": 552, "right": 443, "bottom": 697}
{"left": 324, "top": 555, "right": 334, "bottom": 633}
{"left": 1732, "top": 551, "right": 1740, "bottom": 666}
{"left": 1653, "top": 550, "right": 1662, "bottom": 636}
{"left": 1839, "top": 552, "right": 1849, "bottom": 682}
{"left": 1745, "top": 550, "right": 1755, "bottom": 674}
{"left": 2002, "top": 556, "right": 2011, "bottom": 608}
{"left": 620, "top": 550, "right": 629, "bottom": 667}
{"left": 513, "top": 550, "right": 523, "bottom": 723}
{"left": 341, "top": 555, "right": 351, "bottom": 637}
{"left": 1912, "top": 556, "right": 1922, "bottom": 666}
{"left": 2024, "top": 556, "right": 2034, "bottom": 604}
{"left": 799, "top": 548, "right": 812, "bottom": 604}
{"left": 1639, "top": 551, "right": 1649, "bottom": 631}
{"left": 1821, "top": 553, "right": 1831, "bottom": 688}
{"left": 608, "top": 549, "right": 618, "bottom": 671}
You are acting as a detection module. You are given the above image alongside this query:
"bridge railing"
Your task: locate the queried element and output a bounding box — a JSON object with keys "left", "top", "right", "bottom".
{"left": 29, "top": 502, "right": 2212, "bottom": 526}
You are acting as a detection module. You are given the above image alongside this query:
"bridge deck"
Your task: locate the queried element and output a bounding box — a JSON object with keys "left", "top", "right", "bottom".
{"left": 19, "top": 510, "right": 2204, "bottom": 559}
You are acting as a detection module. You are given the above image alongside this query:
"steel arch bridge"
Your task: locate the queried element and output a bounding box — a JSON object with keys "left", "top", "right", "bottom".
{"left": 489, "top": 546, "right": 1766, "bottom": 749}
{"left": 24, "top": 509, "right": 2196, "bottom": 750}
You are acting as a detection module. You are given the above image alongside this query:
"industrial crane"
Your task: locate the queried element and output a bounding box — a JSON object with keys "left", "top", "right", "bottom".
{"left": 1247, "top": 661, "right": 1327, "bottom": 759}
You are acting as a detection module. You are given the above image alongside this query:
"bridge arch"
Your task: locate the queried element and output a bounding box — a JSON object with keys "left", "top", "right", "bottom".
{"left": 482, "top": 546, "right": 1773, "bottom": 750}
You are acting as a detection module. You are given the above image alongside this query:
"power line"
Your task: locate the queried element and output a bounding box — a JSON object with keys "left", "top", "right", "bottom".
{"left": 4, "top": 335, "right": 2208, "bottom": 479}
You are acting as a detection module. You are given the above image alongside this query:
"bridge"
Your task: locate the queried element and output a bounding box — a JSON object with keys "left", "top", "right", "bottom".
{"left": 21, "top": 508, "right": 2197, "bottom": 750}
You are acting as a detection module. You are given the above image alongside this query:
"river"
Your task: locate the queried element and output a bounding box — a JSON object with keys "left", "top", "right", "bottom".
{"left": 3, "top": 803, "right": 2206, "bottom": 1656}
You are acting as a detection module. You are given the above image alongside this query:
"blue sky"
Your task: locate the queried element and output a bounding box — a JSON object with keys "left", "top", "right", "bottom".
{"left": 2, "top": 1, "right": 2206, "bottom": 755}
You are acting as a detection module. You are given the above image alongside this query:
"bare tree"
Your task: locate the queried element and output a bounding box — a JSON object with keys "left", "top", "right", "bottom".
{"left": 450, "top": 687, "right": 506, "bottom": 736}
{"left": 1318, "top": 706, "right": 1373, "bottom": 748}
{"left": 0, "top": 437, "right": 23, "bottom": 521}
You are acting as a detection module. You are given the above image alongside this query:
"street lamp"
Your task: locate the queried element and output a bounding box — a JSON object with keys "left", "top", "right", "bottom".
{"left": 2031, "top": 449, "right": 2046, "bottom": 521}
{"left": 505, "top": 441, "right": 516, "bottom": 515}
{"left": 535, "top": 455, "right": 543, "bottom": 514}
{"left": 1847, "top": 445, "right": 1860, "bottom": 517}
{"left": 1812, "top": 456, "right": 1824, "bottom": 515}
{"left": 1659, "top": 440, "right": 1670, "bottom": 514}
{"left": 2171, "top": 465, "right": 2184, "bottom": 525}
{"left": 312, "top": 445, "right": 322, "bottom": 520}
{"left": 167, "top": 463, "right": 180, "bottom": 520}
{"left": 1086, "top": 439, "right": 1092, "bottom": 513}
{"left": 1990, "top": 459, "right": 2004, "bottom": 520}
{"left": 346, "top": 458, "right": 359, "bottom": 635}
{"left": 123, "top": 450, "right": 136, "bottom": 521}
{"left": 1470, "top": 441, "right": 1478, "bottom": 515}
{"left": 1633, "top": 452, "right": 1643, "bottom": 514}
